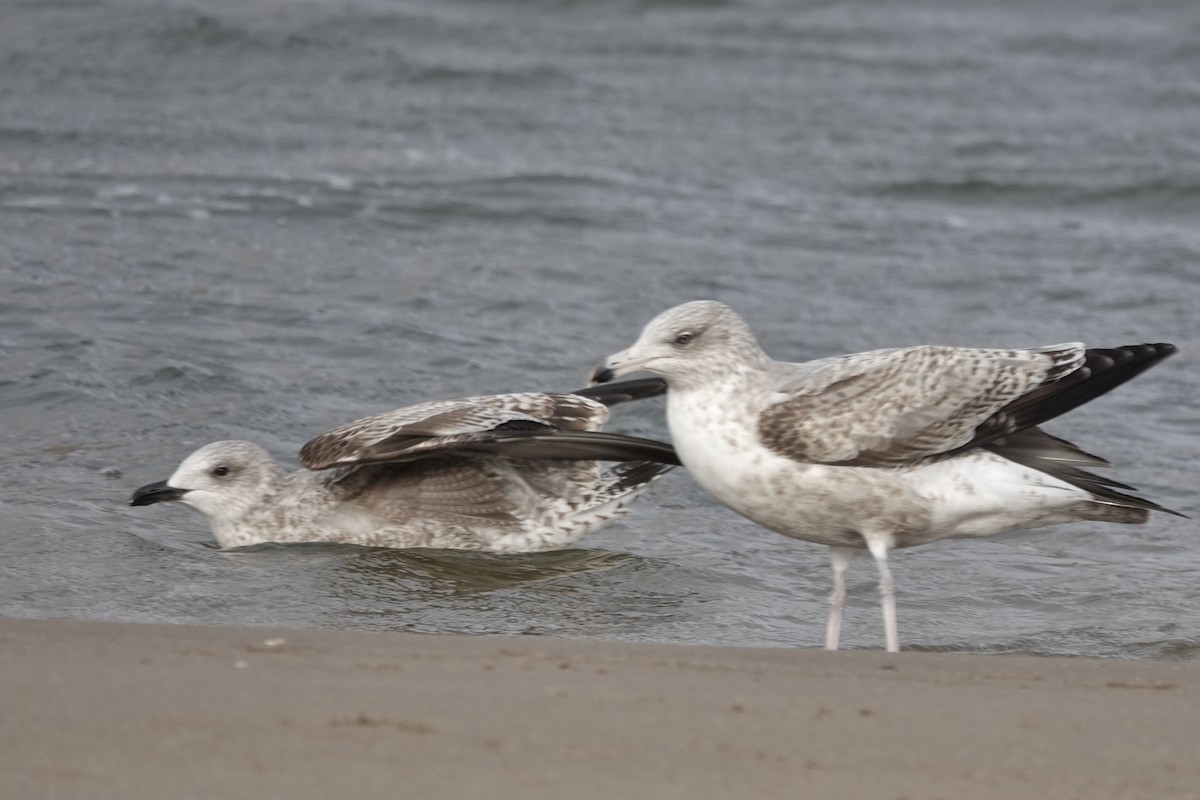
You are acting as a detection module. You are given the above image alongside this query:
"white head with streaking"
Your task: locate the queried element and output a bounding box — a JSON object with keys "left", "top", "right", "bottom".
{"left": 590, "top": 301, "right": 771, "bottom": 391}
{"left": 131, "top": 441, "right": 287, "bottom": 534}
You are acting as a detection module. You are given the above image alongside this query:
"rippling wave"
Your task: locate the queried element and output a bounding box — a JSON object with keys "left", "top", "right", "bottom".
{"left": 1, "top": 0, "right": 1196, "bottom": 659}
{"left": 873, "top": 177, "right": 1200, "bottom": 213}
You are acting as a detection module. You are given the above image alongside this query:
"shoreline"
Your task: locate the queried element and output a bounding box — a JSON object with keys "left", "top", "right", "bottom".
{"left": 4, "top": 616, "right": 1198, "bottom": 799}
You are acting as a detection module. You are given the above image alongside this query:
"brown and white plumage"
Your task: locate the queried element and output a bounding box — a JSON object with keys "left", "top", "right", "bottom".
{"left": 299, "top": 378, "right": 675, "bottom": 469}
{"left": 591, "top": 300, "right": 1179, "bottom": 652}
{"left": 130, "top": 379, "right": 677, "bottom": 552}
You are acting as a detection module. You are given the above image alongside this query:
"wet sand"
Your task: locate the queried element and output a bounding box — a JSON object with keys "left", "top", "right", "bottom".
{"left": 4, "top": 617, "right": 1198, "bottom": 800}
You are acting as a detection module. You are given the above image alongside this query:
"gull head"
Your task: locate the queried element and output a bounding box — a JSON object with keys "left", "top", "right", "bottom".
{"left": 589, "top": 300, "right": 765, "bottom": 388}
{"left": 130, "top": 440, "right": 286, "bottom": 528}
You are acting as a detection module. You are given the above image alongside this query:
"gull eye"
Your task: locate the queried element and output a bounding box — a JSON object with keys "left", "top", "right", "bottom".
{"left": 674, "top": 331, "right": 695, "bottom": 346}
{"left": 212, "top": 465, "right": 231, "bottom": 477}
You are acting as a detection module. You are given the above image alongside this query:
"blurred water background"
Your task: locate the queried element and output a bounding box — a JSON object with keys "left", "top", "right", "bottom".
{"left": 1, "top": 0, "right": 1197, "bottom": 657}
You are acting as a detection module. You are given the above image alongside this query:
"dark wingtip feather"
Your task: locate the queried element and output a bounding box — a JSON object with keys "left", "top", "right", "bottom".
{"left": 465, "top": 430, "right": 682, "bottom": 466}
{"left": 957, "top": 342, "right": 1178, "bottom": 457}
{"left": 1028, "top": 342, "right": 1177, "bottom": 428}
{"left": 608, "top": 459, "right": 676, "bottom": 492}
{"left": 571, "top": 377, "right": 668, "bottom": 407}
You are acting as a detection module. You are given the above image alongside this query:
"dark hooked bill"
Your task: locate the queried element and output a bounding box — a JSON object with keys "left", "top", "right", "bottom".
{"left": 129, "top": 480, "right": 189, "bottom": 506}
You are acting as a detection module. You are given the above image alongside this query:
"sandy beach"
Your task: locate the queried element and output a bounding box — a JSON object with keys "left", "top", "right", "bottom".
{"left": 3, "top": 617, "right": 1197, "bottom": 800}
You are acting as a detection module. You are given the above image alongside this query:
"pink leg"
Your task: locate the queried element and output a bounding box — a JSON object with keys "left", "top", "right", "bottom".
{"left": 825, "top": 547, "right": 855, "bottom": 651}
{"left": 866, "top": 537, "right": 899, "bottom": 653}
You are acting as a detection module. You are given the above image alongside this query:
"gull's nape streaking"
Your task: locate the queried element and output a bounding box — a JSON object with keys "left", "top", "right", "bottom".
{"left": 590, "top": 301, "right": 1180, "bottom": 653}
{"left": 131, "top": 379, "right": 678, "bottom": 552}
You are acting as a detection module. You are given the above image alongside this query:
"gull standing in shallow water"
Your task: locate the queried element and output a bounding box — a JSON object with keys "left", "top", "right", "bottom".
{"left": 590, "top": 301, "right": 1181, "bottom": 652}
{"left": 131, "top": 379, "right": 678, "bottom": 552}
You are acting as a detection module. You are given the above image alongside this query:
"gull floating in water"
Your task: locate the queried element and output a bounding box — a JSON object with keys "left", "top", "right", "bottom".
{"left": 590, "top": 301, "right": 1180, "bottom": 652}
{"left": 131, "top": 379, "right": 678, "bottom": 552}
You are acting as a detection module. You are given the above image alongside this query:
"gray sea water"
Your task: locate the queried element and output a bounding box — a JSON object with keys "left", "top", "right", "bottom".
{"left": 1, "top": 0, "right": 1197, "bottom": 658}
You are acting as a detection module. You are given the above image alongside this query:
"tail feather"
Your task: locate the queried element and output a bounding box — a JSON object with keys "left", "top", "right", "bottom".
{"left": 987, "top": 427, "right": 1185, "bottom": 518}
{"left": 551, "top": 459, "right": 673, "bottom": 539}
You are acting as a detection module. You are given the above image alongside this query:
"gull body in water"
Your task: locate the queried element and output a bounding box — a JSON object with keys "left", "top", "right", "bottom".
{"left": 131, "top": 379, "right": 677, "bottom": 552}
{"left": 591, "top": 301, "right": 1180, "bottom": 652}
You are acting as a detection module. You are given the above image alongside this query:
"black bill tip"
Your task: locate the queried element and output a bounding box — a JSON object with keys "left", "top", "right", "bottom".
{"left": 589, "top": 365, "right": 615, "bottom": 385}
{"left": 130, "top": 480, "right": 188, "bottom": 507}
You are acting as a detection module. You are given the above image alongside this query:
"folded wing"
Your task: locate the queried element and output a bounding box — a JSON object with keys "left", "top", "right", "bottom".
{"left": 757, "top": 342, "right": 1174, "bottom": 468}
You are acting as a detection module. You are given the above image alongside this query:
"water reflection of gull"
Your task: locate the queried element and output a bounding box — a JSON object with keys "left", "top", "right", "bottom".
{"left": 341, "top": 547, "right": 640, "bottom": 591}
{"left": 327, "top": 546, "right": 706, "bottom": 640}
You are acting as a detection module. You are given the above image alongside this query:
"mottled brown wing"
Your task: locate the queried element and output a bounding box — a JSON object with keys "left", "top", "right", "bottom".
{"left": 757, "top": 344, "right": 1085, "bottom": 467}
{"left": 324, "top": 458, "right": 527, "bottom": 533}
{"left": 299, "top": 392, "right": 611, "bottom": 470}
